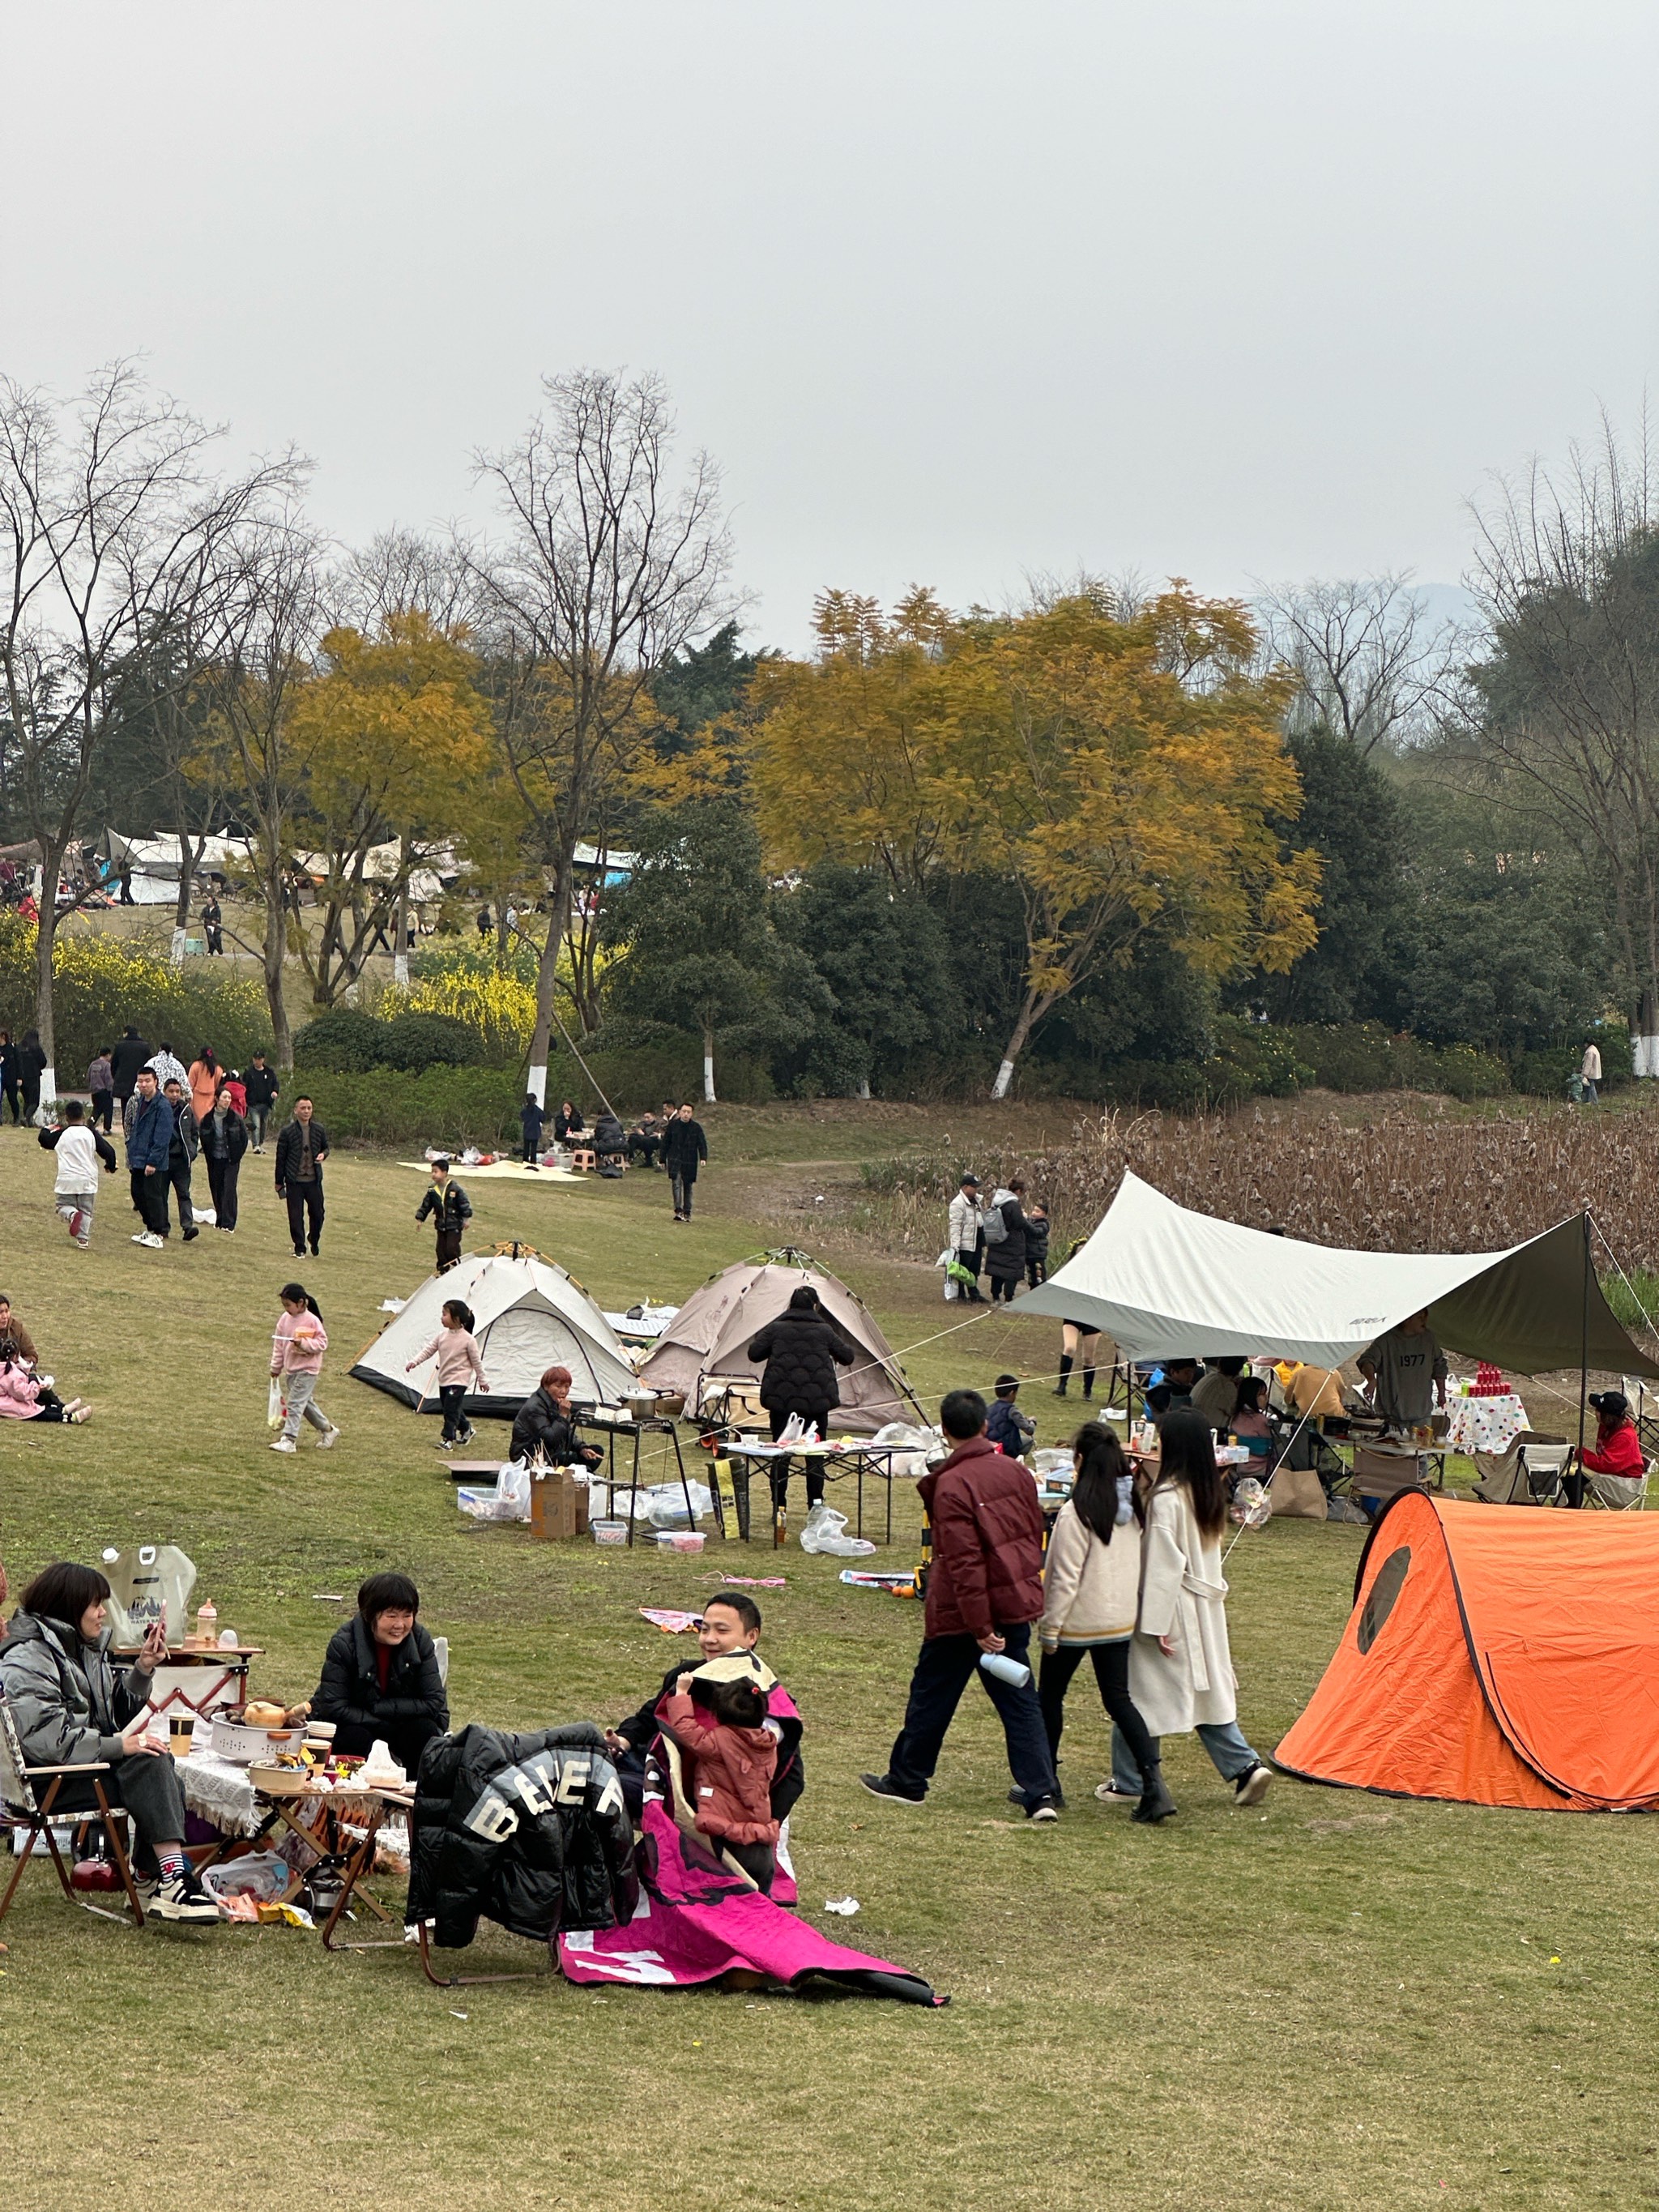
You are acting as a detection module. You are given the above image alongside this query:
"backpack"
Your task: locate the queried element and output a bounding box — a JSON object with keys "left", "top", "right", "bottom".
{"left": 979, "top": 1200, "right": 1009, "bottom": 1246}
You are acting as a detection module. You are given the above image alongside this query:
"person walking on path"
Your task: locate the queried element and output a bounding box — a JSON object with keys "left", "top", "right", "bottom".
{"left": 160, "top": 1078, "right": 201, "bottom": 1243}
{"left": 38, "top": 1098, "right": 116, "bottom": 1249}
{"left": 947, "top": 1173, "right": 987, "bottom": 1302}
{"left": 860, "top": 1388, "right": 1061, "bottom": 1820}
{"left": 275, "top": 1097, "right": 329, "bottom": 1257}
{"left": 186, "top": 1047, "right": 220, "bottom": 1125}
{"left": 109, "top": 1026, "right": 150, "bottom": 1115}
{"left": 200, "top": 892, "right": 224, "bottom": 954}
{"left": 125, "top": 1069, "right": 174, "bottom": 1249}
{"left": 745, "top": 1284, "right": 859, "bottom": 1522}
{"left": 87, "top": 1046, "right": 114, "bottom": 1132}
{"left": 15, "top": 1029, "right": 46, "bottom": 1123}
{"left": 663, "top": 1102, "right": 707, "bottom": 1223}
{"left": 415, "top": 1157, "right": 472, "bottom": 1272}
{"left": 1037, "top": 1424, "right": 1172, "bottom": 1823}
{"left": 200, "top": 1079, "right": 249, "bottom": 1232}
{"left": 1098, "top": 1407, "right": 1272, "bottom": 1809}
{"left": 242, "top": 1052, "right": 279, "bottom": 1152}
{"left": 983, "top": 1179, "right": 1030, "bottom": 1305}
{"left": 404, "top": 1296, "right": 489, "bottom": 1450}
{"left": 269, "top": 1283, "right": 339, "bottom": 1454}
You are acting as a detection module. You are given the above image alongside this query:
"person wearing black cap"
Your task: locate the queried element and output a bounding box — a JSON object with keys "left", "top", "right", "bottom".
{"left": 1567, "top": 1390, "right": 1646, "bottom": 1509}
{"left": 948, "top": 1174, "right": 986, "bottom": 1303}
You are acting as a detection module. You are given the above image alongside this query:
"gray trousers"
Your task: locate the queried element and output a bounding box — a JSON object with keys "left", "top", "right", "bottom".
{"left": 54, "top": 1188, "right": 96, "bottom": 1247}
{"left": 44, "top": 1751, "right": 188, "bottom": 1873}
{"left": 280, "top": 1369, "right": 331, "bottom": 1441}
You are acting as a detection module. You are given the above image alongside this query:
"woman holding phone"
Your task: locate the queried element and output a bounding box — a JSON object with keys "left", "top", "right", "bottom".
{"left": 0, "top": 1561, "right": 220, "bottom": 1920}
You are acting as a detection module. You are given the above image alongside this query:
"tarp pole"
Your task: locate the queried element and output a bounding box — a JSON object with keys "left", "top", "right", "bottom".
{"left": 1579, "top": 1213, "right": 1591, "bottom": 1456}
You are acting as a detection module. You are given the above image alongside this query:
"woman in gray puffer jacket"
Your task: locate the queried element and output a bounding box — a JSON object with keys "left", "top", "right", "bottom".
{"left": 0, "top": 1561, "right": 219, "bottom": 1920}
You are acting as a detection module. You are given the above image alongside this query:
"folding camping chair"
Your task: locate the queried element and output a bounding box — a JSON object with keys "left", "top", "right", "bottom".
{"left": 1518, "top": 1442, "right": 1571, "bottom": 1507}
{"left": 0, "top": 1691, "right": 146, "bottom": 1928}
{"left": 1581, "top": 1458, "right": 1653, "bottom": 1512}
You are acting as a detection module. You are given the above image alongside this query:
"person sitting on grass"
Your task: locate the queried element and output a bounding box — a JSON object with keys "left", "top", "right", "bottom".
{"left": 605, "top": 1590, "right": 804, "bottom": 1827}
{"left": 0, "top": 1561, "right": 218, "bottom": 1919}
{"left": 306, "top": 1572, "right": 449, "bottom": 1779}
{"left": 659, "top": 1664, "right": 780, "bottom": 1893}
{"left": 0, "top": 1353, "right": 87, "bottom": 1422}
{"left": 404, "top": 1297, "right": 488, "bottom": 1452}
{"left": 983, "top": 1373, "right": 1035, "bottom": 1459}
{"left": 38, "top": 1096, "right": 115, "bottom": 1249}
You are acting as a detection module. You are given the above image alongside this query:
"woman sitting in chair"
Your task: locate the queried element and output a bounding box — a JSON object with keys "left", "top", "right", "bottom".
{"left": 1567, "top": 1390, "right": 1646, "bottom": 1510}
{"left": 308, "top": 1573, "right": 450, "bottom": 1778}
{"left": 0, "top": 1561, "right": 218, "bottom": 1920}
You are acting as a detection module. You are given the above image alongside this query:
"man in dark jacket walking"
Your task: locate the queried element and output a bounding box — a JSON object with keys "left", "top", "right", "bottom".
{"left": 414, "top": 1157, "right": 472, "bottom": 1271}
{"left": 160, "top": 1078, "right": 201, "bottom": 1242}
{"left": 275, "top": 1096, "right": 329, "bottom": 1256}
{"left": 662, "top": 1103, "right": 708, "bottom": 1222}
{"left": 746, "top": 1284, "right": 858, "bottom": 1517}
{"left": 861, "top": 1388, "right": 1060, "bottom": 1818}
{"left": 125, "top": 1069, "right": 175, "bottom": 1248}
{"left": 242, "top": 1051, "right": 279, "bottom": 1152}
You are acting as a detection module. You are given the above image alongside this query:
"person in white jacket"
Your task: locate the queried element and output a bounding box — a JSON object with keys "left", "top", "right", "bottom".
{"left": 37, "top": 1098, "right": 116, "bottom": 1249}
{"left": 1099, "top": 1407, "right": 1272, "bottom": 1808}
{"left": 1037, "top": 1425, "right": 1172, "bottom": 1822}
{"left": 946, "top": 1174, "right": 986, "bottom": 1302}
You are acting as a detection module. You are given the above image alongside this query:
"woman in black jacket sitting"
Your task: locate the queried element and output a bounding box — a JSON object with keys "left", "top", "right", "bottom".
{"left": 309, "top": 1572, "right": 449, "bottom": 1777}
{"left": 510, "top": 1363, "right": 602, "bottom": 1469}
{"left": 746, "top": 1285, "right": 858, "bottom": 1515}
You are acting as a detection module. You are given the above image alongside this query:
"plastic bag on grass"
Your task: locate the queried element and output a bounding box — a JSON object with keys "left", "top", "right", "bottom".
{"left": 800, "top": 1506, "right": 876, "bottom": 1558}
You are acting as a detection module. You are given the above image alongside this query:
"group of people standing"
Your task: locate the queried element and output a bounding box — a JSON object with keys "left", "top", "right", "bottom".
{"left": 947, "top": 1172, "right": 1049, "bottom": 1304}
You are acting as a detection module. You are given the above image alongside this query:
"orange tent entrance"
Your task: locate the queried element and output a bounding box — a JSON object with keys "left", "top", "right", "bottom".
{"left": 1275, "top": 1491, "right": 1659, "bottom": 1812}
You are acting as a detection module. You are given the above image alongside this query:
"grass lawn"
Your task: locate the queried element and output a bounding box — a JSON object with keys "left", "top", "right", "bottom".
{"left": 2, "top": 1119, "right": 1657, "bottom": 2212}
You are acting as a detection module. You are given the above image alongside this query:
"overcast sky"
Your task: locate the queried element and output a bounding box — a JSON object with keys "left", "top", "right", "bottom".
{"left": 7, "top": 2, "right": 1656, "bottom": 648}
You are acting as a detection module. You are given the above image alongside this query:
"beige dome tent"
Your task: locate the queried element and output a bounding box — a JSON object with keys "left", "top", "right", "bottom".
{"left": 636, "top": 1249, "right": 923, "bottom": 1433}
{"left": 351, "top": 1250, "right": 638, "bottom": 1422}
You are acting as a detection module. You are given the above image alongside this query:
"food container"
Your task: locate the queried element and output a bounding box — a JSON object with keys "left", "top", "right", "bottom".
{"left": 624, "top": 1390, "right": 663, "bottom": 1423}
{"left": 668, "top": 1530, "right": 705, "bottom": 1553}
{"left": 247, "top": 1763, "right": 312, "bottom": 1797}
{"left": 591, "top": 1518, "right": 628, "bottom": 1546}
{"left": 210, "top": 1712, "right": 297, "bottom": 1766}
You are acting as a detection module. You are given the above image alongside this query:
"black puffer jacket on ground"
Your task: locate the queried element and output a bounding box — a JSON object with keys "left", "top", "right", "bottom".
{"left": 408, "top": 1722, "right": 638, "bottom": 1948}
{"left": 747, "top": 1298, "right": 859, "bottom": 1416}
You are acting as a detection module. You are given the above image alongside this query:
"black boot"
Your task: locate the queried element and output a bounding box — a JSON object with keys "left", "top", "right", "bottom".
{"left": 1053, "top": 1355, "right": 1073, "bottom": 1397}
{"left": 1081, "top": 1367, "right": 1095, "bottom": 1400}
{"left": 1132, "top": 1761, "right": 1176, "bottom": 1824}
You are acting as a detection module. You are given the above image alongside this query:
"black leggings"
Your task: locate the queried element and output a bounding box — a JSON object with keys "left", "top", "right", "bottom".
{"left": 1038, "top": 1641, "right": 1158, "bottom": 1782}
{"left": 769, "top": 1403, "right": 827, "bottom": 1507}
{"left": 438, "top": 1383, "right": 470, "bottom": 1441}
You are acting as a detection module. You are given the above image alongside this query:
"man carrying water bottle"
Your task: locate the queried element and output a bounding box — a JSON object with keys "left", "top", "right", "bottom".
{"left": 860, "top": 1388, "right": 1060, "bottom": 1821}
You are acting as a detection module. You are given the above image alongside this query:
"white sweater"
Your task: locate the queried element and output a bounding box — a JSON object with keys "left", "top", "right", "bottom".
{"left": 50, "top": 1125, "right": 104, "bottom": 1194}
{"left": 1039, "top": 1500, "right": 1142, "bottom": 1647}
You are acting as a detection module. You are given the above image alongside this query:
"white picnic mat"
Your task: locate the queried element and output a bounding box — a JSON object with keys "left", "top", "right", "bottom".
{"left": 398, "top": 1159, "right": 586, "bottom": 1183}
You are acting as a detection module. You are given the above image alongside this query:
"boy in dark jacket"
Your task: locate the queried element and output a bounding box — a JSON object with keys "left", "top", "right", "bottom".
{"left": 415, "top": 1157, "right": 472, "bottom": 1271}
{"left": 125, "top": 1069, "right": 175, "bottom": 1248}
{"left": 242, "top": 1051, "right": 279, "bottom": 1151}
{"left": 1024, "top": 1202, "right": 1051, "bottom": 1287}
{"left": 161, "top": 1078, "right": 201, "bottom": 1242}
{"left": 309, "top": 1571, "right": 449, "bottom": 1777}
{"left": 861, "top": 1389, "right": 1059, "bottom": 1818}
{"left": 983, "top": 1374, "right": 1035, "bottom": 1460}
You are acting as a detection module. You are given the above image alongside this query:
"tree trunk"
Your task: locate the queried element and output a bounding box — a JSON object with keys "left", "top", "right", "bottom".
{"left": 171, "top": 834, "right": 199, "bottom": 967}
{"left": 990, "top": 991, "right": 1043, "bottom": 1100}
{"left": 526, "top": 850, "right": 574, "bottom": 1107}
{"left": 262, "top": 865, "right": 293, "bottom": 1071}
{"left": 394, "top": 836, "right": 411, "bottom": 988}
{"left": 1636, "top": 979, "right": 1659, "bottom": 1079}
{"left": 702, "top": 1021, "right": 717, "bottom": 1104}
{"left": 33, "top": 848, "right": 60, "bottom": 1114}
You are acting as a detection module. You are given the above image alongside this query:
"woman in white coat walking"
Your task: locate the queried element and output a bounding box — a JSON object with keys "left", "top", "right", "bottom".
{"left": 1098, "top": 1407, "right": 1272, "bottom": 1807}
{"left": 1036, "top": 1424, "right": 1173, "bottom": 1822}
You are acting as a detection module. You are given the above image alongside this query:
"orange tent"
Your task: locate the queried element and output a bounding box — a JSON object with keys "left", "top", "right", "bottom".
{"left": 1275, "top": 1491, "right": 1659, "bottom": 1812}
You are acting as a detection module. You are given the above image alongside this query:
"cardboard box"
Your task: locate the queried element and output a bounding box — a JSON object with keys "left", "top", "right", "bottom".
{"left": 531, "top": 1471, "right": 591, "bottom": 1542}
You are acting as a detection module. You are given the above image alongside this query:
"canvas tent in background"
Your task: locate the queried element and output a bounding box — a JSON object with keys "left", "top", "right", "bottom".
{"left": 351, "top": 1252, "right": 637, "bottom": 1420}
{"left": 1018, "top": 1170, "right": 1659, "bottom": 1378}
{"left": 637, "top": 1253, "right": 924, "bottom": 1433}
{"left": 1276, "top": 1489, "right": 1659, "bottom": 1811}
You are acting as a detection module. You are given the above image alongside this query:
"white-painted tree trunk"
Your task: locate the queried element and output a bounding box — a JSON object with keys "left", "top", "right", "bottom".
{"left": 393, "top": 952, "right": 410, "bottom": 988}
{"left": 36, "top": 1065, "right": 55, "bottom": 1122}
{"left": 169, "top": 925, "right": 187, "bottom": 968}
{"left": 1635, "top": 1036, "right": 1659, "bottom": 1078}
{"left": 702, "top": 1029, "right": 717, "bottom": 1104}
{"left": 856, "top": 1076, "right": 871, "bottom": 1100}
{"left": 991, "top": 1057, "right": 1017, "bottom": 1100}
{"left": 527, "top": 1061, "right": 548, "bottom": 1108}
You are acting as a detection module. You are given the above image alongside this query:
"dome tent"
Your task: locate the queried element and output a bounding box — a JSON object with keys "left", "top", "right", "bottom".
{"left": 351, "top": 1249, "right": 637, "bottom": 1421}
{"left": 636, "top": 1249, "right": 923, "bottom": 1434}
{"left": 1275, "top": 1490, "right": 1659, "bottom": 1812}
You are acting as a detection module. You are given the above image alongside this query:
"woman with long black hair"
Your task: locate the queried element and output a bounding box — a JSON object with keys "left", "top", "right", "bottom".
{"left": 1098, "top": 1407, "right": 1272, "bottom": 1808}
{"left": 1037, "top": 1425, "right": 1172, "bottom": 1822}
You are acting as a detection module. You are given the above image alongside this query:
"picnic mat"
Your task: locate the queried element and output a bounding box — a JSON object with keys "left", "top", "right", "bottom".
{"left": 398, "top": 1159, "right": 586, "bottom": 1183}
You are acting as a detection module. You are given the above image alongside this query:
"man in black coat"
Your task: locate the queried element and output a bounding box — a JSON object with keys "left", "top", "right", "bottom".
{"left": 309, "top": 1571, "right": 449, "bottom": 1776}
{"left": 242, "top": 1051, "right": 279, "bottom": 1152}
{"left": 109, "top": 1025, "right": 151, "bottom": 1110}
{"left": 160, "top": 1078, "right": 202, "bottom": 1241}
{"left": 746, "top": 1284, "right": 859, "bottom": 1514}
{"left": 275, "top": 1095, "right": 329, "bottom": 1257}
{"left": 662, "top": 1103, "right": 708, "bottom": 1222}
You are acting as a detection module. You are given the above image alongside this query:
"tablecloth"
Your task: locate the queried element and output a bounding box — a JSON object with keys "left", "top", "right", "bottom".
{"left": 1443, "top": 1393, "right": 1529, "bottom": 1457}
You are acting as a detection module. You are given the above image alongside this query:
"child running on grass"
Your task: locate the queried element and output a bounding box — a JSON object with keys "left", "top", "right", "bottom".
{"left": 38, "top": 1097, "right": 115, "bottom": 1249}
{"left": 404, "top": 1297, "right": 489, "bottom": 1450}
{"left": 269, "top": 1283, "right": 340, "bottom": 1454}
{"left": 661, "top": 1663, "right": 781, "bottom": 1893}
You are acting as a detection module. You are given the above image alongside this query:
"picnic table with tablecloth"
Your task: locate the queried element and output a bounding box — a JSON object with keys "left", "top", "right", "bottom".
{"left": 1443, "top": 1393, "right": 1529, "bottom": 1458}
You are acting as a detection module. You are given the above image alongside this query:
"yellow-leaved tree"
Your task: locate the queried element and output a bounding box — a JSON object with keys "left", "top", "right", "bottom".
{"left": 753, "top": 586, "right": 1320, "bottom": 1096}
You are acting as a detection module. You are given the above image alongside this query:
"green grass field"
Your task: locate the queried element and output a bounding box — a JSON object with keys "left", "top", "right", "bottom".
{"left": 2, "top": 1114, "right": 1657, "bottom": 2212}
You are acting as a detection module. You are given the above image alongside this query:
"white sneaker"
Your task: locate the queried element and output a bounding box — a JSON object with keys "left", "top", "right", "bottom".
{"left": 148, "top": 1871, "right": 220, "bottom": 1924}
{"left": 137, "top": 1231, "right": 164, "bottom": 1249}
{"left": 316, "top": 1425, "right": 341, "bottom": 1450}
{"left": 271, "top": 1437, "right": 297, "bottom": 1454}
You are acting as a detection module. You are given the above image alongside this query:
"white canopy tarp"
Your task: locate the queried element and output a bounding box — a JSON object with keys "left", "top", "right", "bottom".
{"left": 1017, "top": 1170, "right": 1659, "bottom": 1378}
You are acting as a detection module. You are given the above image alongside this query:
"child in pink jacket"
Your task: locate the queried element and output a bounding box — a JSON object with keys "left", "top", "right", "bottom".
{"left": 270, "top": 1283, "right": 339, "bottom": 1454}
{"left": 404, "top": 1297, "right": 489, "bottom": 1450}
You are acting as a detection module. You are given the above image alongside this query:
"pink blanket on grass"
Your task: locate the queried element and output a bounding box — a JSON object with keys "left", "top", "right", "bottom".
{"left": 557, "top": 1803, "right": 942, "bottom": 2005}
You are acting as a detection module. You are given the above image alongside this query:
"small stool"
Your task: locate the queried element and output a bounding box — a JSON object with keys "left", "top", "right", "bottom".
{"left": 569, "top": 1147, "right": 596, "bottom": 1172}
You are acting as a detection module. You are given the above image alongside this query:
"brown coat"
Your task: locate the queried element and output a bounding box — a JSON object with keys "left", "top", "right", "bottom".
{"left": 919, "top": 1436, "right": 1046, "bottom": 1642}
{"left": 661, "top": 1692, "right": 780, "bottom": 1846}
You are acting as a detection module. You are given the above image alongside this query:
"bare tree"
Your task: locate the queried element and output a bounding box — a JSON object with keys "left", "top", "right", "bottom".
{"left": 1256, "top": 573, "right": 1465, "bottom": 754}
{"left": 0, "top": 361, "right": 284, "bottom": 1100}
{"left": 470, "top": 369, "right": 734, "bottom": 1100}
{"left": 1468, "top": 417, "right": 1659, "bottom": 1064}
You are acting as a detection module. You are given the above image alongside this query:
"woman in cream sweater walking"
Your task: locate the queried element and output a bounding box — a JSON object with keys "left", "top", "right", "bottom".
{"left": 1038, "top": 1424, "right": 1172, "bottom": 1823}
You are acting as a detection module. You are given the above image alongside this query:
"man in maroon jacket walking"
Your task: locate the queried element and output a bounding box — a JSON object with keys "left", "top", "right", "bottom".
{"left": 861, "top": 1388, "right": 1061, "bottom": 1820}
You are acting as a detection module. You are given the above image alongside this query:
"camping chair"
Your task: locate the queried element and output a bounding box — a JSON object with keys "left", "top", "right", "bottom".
{"left": 1582, "top": 1458, "right": 1653, "bottom": 1512}
{"left": 1518, "top": 1442, "right": 1571, "bottom": 1507}
{"left": 0, "top": 1691, "right": 146, "bottom": 1928}
{"left": 1622, "top": 1378, "right": 1659, "bottom": 1460}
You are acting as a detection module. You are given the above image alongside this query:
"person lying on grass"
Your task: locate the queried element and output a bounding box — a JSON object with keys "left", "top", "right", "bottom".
{"left": 604, "top": 1590, "right": 803, "bottom": 1828}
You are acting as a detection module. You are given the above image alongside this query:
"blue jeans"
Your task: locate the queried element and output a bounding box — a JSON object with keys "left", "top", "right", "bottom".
{"left": 886, "top": 1621, "right": 1058, "bottom": 1810}
{"left": 1111, "top": 1717, "right": 1260, "bottom": 1793}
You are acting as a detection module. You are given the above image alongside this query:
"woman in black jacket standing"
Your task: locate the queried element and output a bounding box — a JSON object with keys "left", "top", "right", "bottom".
{"left": 746, "top": 1285, "right": 859, "bottom": 1518}
{"left": 984, "top": 1180, "right": 1030, "bottom": 1305}
{"left": 199, "top": 1079, "right": 249, "bottom": 1232}
{"left": 309, "top": 1572, "right": 450, "bottom": 1777}
{"left": 15, "top": 1028, "right": 46, "bottom": 1123}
